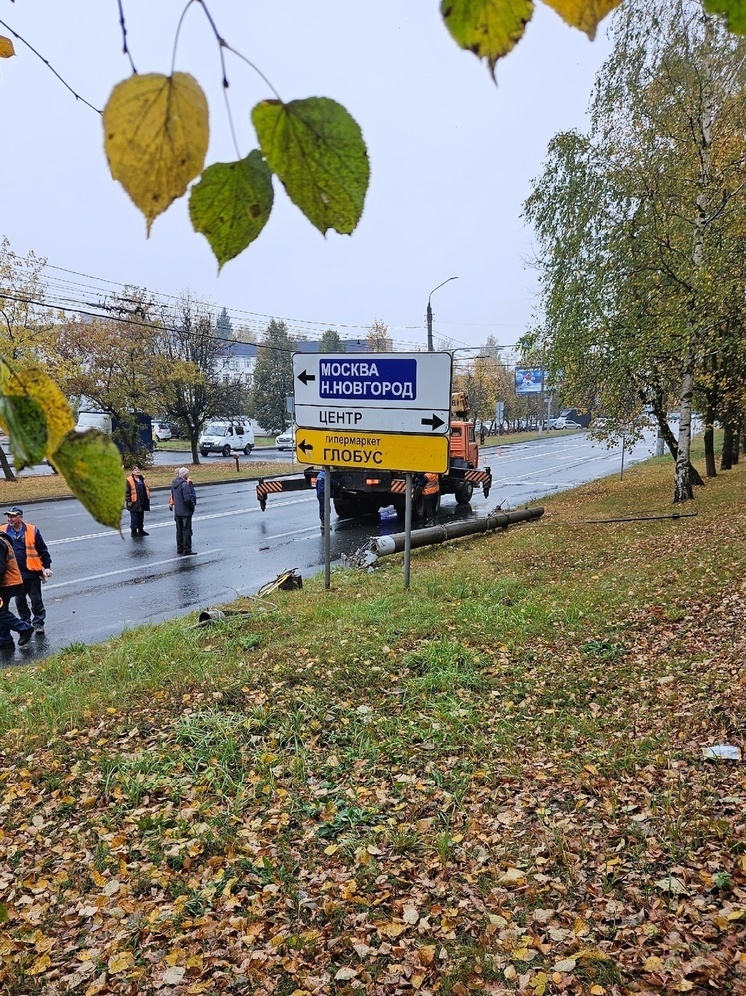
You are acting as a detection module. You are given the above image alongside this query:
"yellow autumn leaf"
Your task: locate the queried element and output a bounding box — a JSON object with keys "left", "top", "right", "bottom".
{"left": 0, "top": 362, "right": 75, "bottom": 458}
{"left": 441, "top": 0, "right": 535, "bottom": 77}
{"left": 104, "top": 72, "right": 208, "bottom": 233}
{"left": 540, "top": 0, "right": 622, "bottom": 39}
{"left": 0, "top": 35, "right": 15, "bottom": 58}
{"left": 531, "top": 971, "right": 549, "bottom": 995}
{"left": 108, "top": 950, "right": 135, "bottom": 973}
{"left": 27, "top": 953, "right": 51, "bottom": 975}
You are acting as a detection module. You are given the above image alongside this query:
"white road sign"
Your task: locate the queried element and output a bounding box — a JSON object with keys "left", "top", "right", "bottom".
{"left": 294, "top": 403, "right": 449, "bottom": 435}
{"left": 292, "top": 351, "right": 453, "bottom": 436}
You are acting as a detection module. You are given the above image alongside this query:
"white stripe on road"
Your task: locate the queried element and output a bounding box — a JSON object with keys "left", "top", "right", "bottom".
{"left": 44, "top": 552, "right": 223, "bottom": 590}
{"left": 46, "top": 496, "right": 313, "bottom": 546}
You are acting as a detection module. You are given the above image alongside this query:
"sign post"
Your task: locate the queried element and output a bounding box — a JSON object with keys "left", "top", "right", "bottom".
{"left": 292, "top": 351, "right": 453, "bottom": 587}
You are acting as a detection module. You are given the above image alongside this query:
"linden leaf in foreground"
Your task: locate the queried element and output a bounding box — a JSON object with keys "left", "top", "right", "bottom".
{"left": 0, "top": 362, "right": 75, "bottom": 465}
{"left": 0, "top": 35, "right": 15, "bottom": 58}
{"left": 104, "top": 72, "right": 209, "bottom": 233}
{"left": 252, "top": 97, "right": 369, "bottom": 236}
{"left": 189, "top": 150, "right": 274, "bottom": 268}
{"left": 541, "top": 0, "right": 622, "bottom": 39}
{"left": 0, "top": 394, "right": 47, "bottom": 470}
{"left": 703, "top": 0, "right": 746, "bottom": 33}
{"left": 51, "top": 430, "right": 124, "bottom": 529}
{"left": 441, "top": 0, "right": 534, "bottom": 77}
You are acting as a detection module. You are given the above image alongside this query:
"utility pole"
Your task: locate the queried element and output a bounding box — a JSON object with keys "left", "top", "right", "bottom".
{"left": 426, "top": 276, "right": 459, "bottom": 352}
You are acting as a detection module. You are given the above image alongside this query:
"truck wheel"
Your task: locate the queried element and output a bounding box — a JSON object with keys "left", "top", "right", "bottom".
{"left": 222, "top": 444, "right": 231, "bottom": 457}
{"left": 200, "top": 449, "right": 209, "bottom": 457}
{"left": 333, "top": 498, "right": 358, "bottom": 519}
{"left": 455, "top": 482, "right": 473, "bottom": 505}
{"left": 394, "top": 494, "right": 427, "bottom": 520}
{"left": 244, "top": 444, "right": 253, "bottom": 455}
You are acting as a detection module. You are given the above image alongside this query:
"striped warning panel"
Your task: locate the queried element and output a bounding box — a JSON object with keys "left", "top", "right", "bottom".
{"left": 257, "top": 480, "right": 285, "bottom": 499}
{"left": 390, "top": 480, "right": 408, "bottom": 494}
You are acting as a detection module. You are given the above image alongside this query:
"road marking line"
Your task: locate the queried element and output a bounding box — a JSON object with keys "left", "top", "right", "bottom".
{"left": 47, "top": 497, "right": 312, "bottom": 545}
{"left": 44, "top": 552, "right": 223, "bottom": 590}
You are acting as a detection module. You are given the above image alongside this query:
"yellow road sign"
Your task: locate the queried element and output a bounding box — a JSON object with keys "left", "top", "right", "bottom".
{"left": 295, "top": 428, "right": 449, "bottom": 473}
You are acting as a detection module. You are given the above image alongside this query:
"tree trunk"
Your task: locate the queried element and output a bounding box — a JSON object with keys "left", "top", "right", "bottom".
{"left": 721, "top": 424, "right": 733, "bottom": 471}
{"left": 189, "top": 429, "right": 201, "bottom": 465}
{"left": 0, "top": 445, "right": 16, "bottom": 482}
{"left": 704, "top": 423, "right": 716, "bottom": 477}
{"left": 674, "top": 360, "right": 695, "bottom": 502}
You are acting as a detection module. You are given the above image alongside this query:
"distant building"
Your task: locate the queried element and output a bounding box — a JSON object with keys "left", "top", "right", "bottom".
{"left": 215, "top": 337, "right": 371, "bottom": 385}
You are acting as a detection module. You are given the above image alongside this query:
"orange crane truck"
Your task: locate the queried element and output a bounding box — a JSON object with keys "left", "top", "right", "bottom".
{"left": 256, "top": 392, "right": 492, "bottom": 522}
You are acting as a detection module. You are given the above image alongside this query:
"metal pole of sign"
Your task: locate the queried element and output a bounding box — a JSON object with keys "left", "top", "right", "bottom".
{"left": 403, "top": 472, "right": 412, "bottom": 589}
{"left": 323, "top": 465, "right": 331, "bottom": 588}
{"left": 620, "top": 438, "right": 626, "bottom": 481}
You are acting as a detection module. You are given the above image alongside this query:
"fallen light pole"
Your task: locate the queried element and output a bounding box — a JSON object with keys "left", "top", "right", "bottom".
{"left": 349, "top": 506, "right": 544, "bottom": 569}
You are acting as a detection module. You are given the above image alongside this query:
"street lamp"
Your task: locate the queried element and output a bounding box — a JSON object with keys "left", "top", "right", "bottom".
{"left": 426, "top": 276, "right": 459, "bottom": 352}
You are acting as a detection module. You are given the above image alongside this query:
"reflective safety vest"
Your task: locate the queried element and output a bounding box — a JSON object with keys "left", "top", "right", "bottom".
{"left": 126, "top": 476, "right": 150, "bottom": 506}
{"left": 0, "top": 533, "right": 24, "bottom": 587}
{"left": 0, "top": 522, "right": 43, "bottom": 573}
{"left": 422, "top": 473, "right": 440, "bottom": 496}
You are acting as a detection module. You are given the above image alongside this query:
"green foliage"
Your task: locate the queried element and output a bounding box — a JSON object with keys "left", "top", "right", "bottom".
{"left": 252, "top": 97, "right": 369, "bottom": 237}
{"left": 524, "top": 0, "right": 746, "bottom": 500}
{"left": 251, "top": 320, "right": 295, "bottom": 434}
{"left": 51, "top": 429, "right": 126, "bottom": 530}
{"left": 318, "top": 329, "right": 346, "bottom": 353}
{"left": 189, "top": 151, "right": 274, "bottom": 268}
{"left": 0, "top": 392, "right": 47, "bottom": 469}
{"left": 704, "top": 0, "right": 746, "bottom": 32}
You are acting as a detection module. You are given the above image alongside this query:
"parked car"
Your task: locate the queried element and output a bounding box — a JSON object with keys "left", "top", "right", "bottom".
{"left": 552, "top": 417, "right": 583, "bottom": 430}
{"left": 199, "top": 419, "right": 255, "bottom": 456}
{"left": 151, "top": 420, "right": 172, "bottom": 442}
{"left": 164, "top": 420, "right": 181, "bottom": 439}
{"left": 275, "top": 426, "right": 296, "bottom": 451}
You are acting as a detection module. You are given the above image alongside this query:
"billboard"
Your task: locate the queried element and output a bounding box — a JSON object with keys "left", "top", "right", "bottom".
{"left": 515, "top": 368, "right": 543, "bottom": 394}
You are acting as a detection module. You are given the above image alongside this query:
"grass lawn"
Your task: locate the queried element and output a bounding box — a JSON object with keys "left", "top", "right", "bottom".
{"left": 0, "top": 455, "right": 297, "bottom": 504}
{"left": 0, "top": 445, "right": 744, "bottom": 994}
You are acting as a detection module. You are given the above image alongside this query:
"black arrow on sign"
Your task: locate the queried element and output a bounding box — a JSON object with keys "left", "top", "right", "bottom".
{"left": 297, "top": 370, "right": 316, "bottom": 386}
{"left": 421, "top": 413, "right": 445, "bottom": 431}
{"left": 298, "top": 439, "right": 314, "bottom": 455}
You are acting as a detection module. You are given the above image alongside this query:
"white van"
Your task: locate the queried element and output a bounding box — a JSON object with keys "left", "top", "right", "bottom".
{"left": 199, "top": 419, "right": 255, "bottom": 457}
{"left": 75, "top": 411, "right": 113, "bottom": 434}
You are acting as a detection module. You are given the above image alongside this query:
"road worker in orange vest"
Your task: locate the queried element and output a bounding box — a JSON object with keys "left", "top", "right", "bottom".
{"left": 1, "top": 506, "right": 52, "bottom": 634}
{"left": 0, "top": 527, "right": 36, "bottom": 650}
{"left": 125, "top": 466, "right": 151, "bottom": 537}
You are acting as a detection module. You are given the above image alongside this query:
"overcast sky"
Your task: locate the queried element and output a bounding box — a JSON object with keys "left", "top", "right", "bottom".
{"left": 1, "top": 1, "right": 613, "bottom": 353}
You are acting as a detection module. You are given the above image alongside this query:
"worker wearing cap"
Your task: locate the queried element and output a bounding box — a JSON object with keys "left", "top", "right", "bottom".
{"left": 0, "top": 530, "right": 35, "bottom": 649}
{"left": 0, "top": 507, "right": 52, "bottom": 633}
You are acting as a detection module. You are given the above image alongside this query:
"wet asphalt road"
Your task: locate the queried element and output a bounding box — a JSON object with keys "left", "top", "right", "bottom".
{"left": 1, "top": 430, "right": 661, "bottom": 667}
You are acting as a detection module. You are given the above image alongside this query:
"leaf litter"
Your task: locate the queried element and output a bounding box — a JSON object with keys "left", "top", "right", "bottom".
{"left": 1, "top": 461, "right": 745, "bottom": 994}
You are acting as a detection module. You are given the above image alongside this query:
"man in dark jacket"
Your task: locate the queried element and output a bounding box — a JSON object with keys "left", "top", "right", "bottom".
{"left": 170, "top": 467, "right": 197, "bottom": 555}
{"left": 125, "top": 466, "right": 151, "bottom": 537}
{"left": 0, "top": 507, "right": 52, "bottom": 632}
{"left": 0, "top": 531, "right": 35, "bottom": 650}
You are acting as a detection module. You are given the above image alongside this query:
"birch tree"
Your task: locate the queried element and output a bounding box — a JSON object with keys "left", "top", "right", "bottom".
{"left": 525, "top": 0, "right": 746, "bottom": 502}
